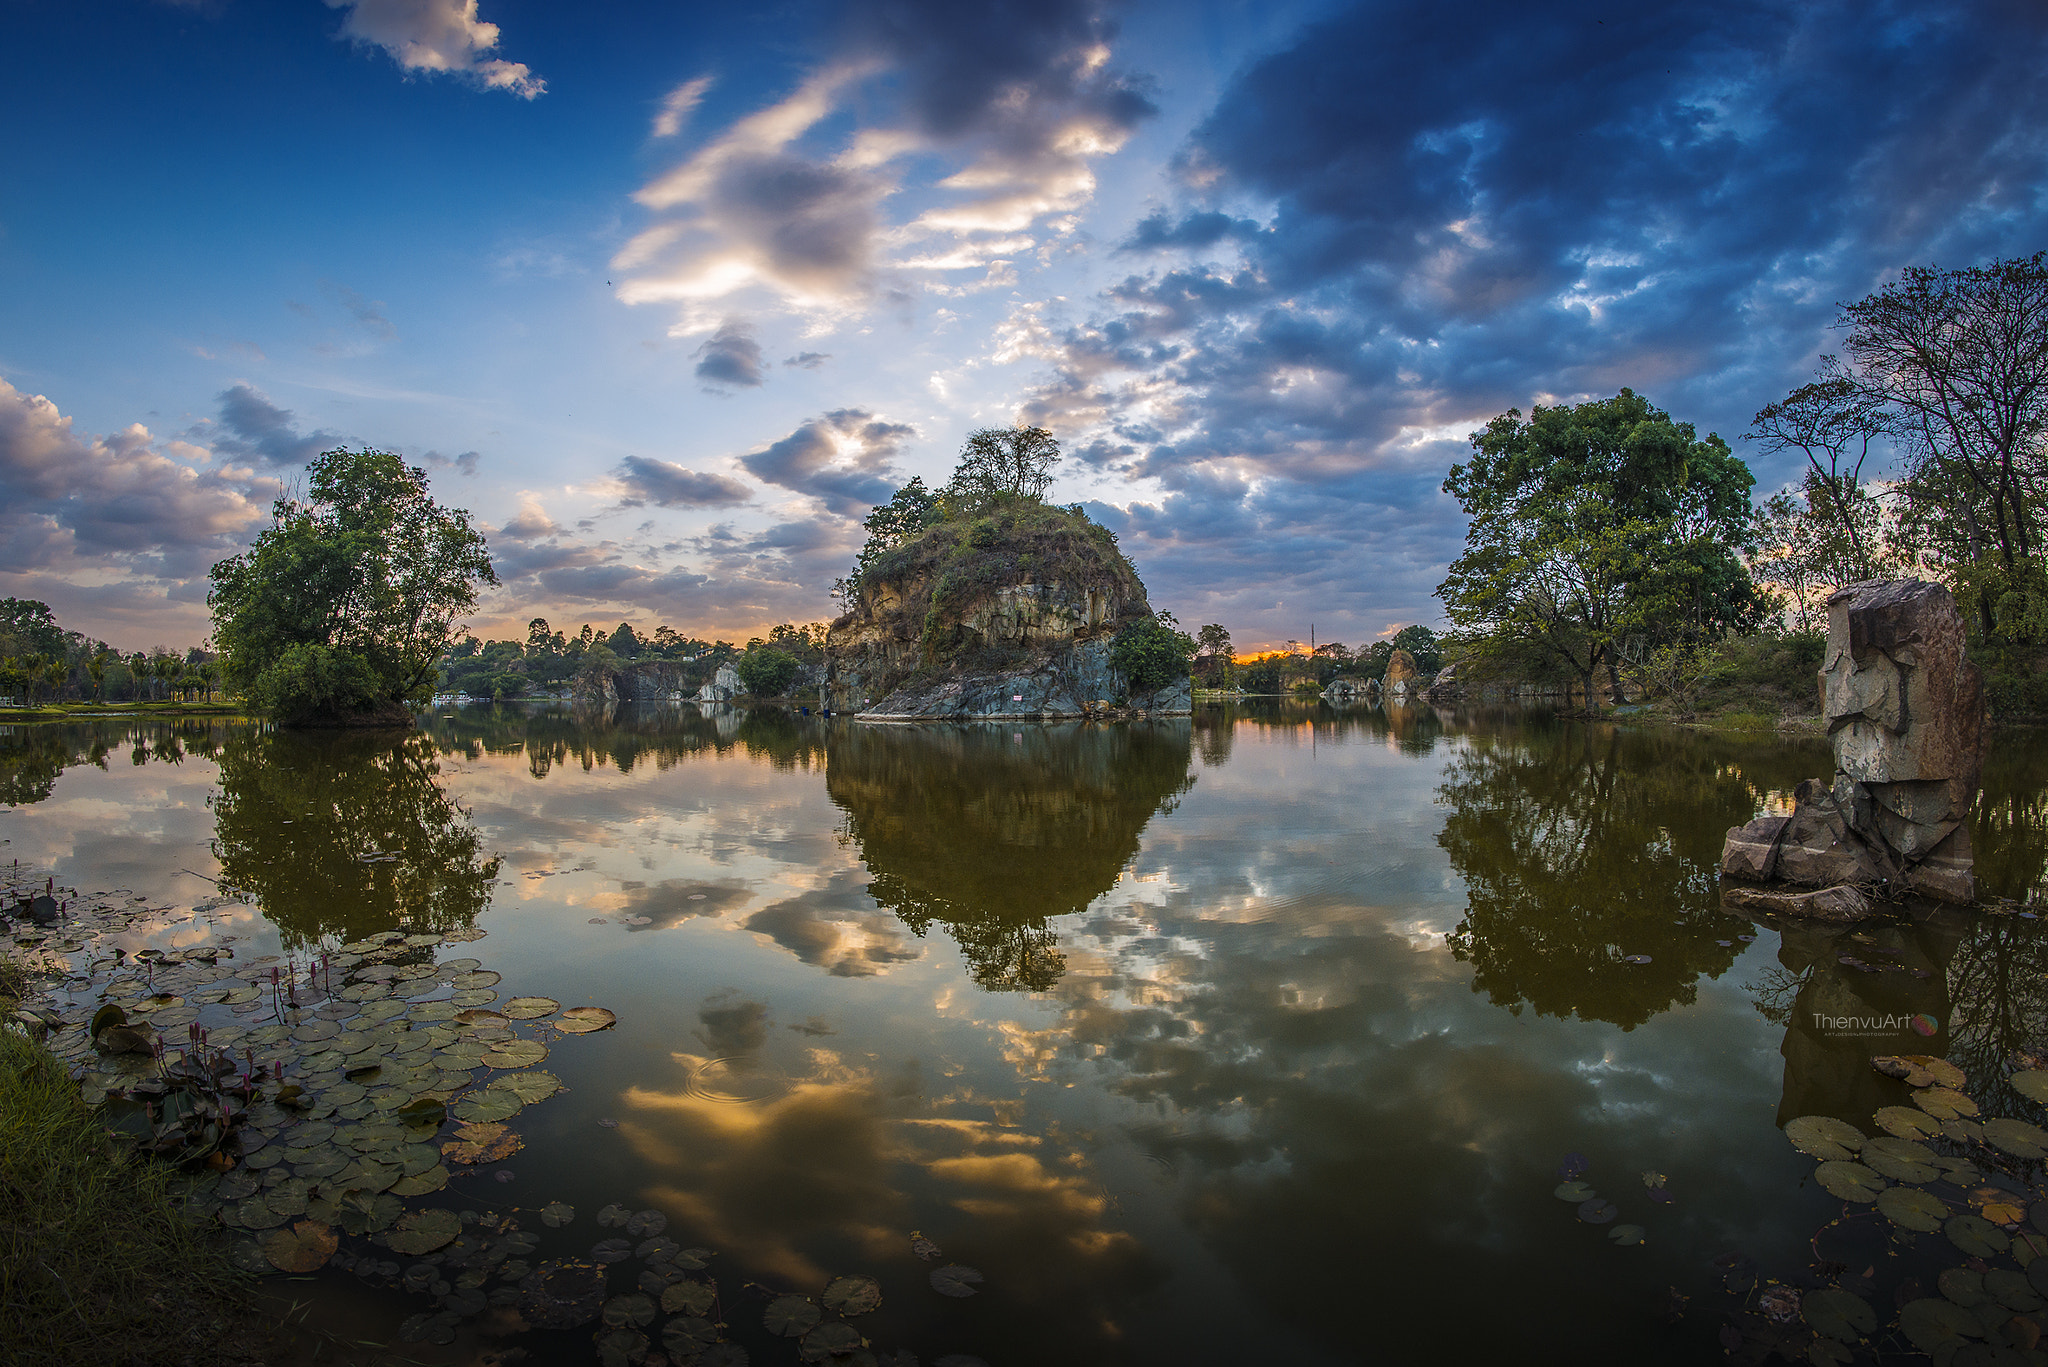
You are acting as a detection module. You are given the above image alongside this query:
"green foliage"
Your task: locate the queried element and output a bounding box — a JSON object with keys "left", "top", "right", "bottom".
{"left": 0, "top": 598, "right": 65, "bottom": 657}
{"left": 1110, "top": 612, "right": 1196, "bottom": 697}
{"left": 1390, "top": 625, "right": 1442, "bottom": 673}
{"left": 941, "top": 425, "right": 1062, "bottom": 511}
{"left": 737, "top": 646, "right": 802, "bottom": 697}
{"left": 209, "top": 448, "right": 495, "bottom": 725}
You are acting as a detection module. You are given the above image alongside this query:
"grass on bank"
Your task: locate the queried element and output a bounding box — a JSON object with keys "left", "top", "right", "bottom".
{"left": 0, "top": 700, "right": 252, "bottom": 721}
{"left": 0, "top": 960, "right": 273, "bottom": 1367}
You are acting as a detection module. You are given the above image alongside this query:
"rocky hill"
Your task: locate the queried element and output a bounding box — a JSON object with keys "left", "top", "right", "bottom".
{"left": 825, "top": 501, "right": 1191, "bottom": 719}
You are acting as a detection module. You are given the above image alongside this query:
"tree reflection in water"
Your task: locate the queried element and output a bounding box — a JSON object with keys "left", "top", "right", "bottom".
{"left": 0, "top": 717, "right": 234, "bottom": 806}
{"left": 827, "top": 721, "right": 1196, "bottom": 991}
{"left": 209, "top": 727, "right": 499, "bottom": 947}
{"left": 1440, "top": 718, "right": 1826, "bottom": 1029}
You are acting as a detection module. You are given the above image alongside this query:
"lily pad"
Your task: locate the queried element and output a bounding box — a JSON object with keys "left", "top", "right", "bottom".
{"left": 764, "top": 1295, "right": 820, "bottom": 1337}
{"left": 259, "top": 1219, "right": 339, "bottom": 1273}
{"left": 442, "top": 1122, "right": 522, "bottom": 1167}
{"left": 1787, "top": 1115, "right": 1866, "bottom": 1161}
{"left": 823, "top": 1273, "right": 882, "bottom": 1315}
{"left": 597, "top": 1203, "right": 631, "bottom": 1228}
{"left": 2010, "top": 1070, "right": 2048, "bottom": 1104}
{"left": 489, "top": 1071, "right": 560, "bottom": 1104}
{"left": 1608, "top": 1224, "right": 1646, "bottom": 1246}
{"left": 662, "top": 1317, "right": 718, "bottom": 1357}
{"left": 389, "top": 1165, "right": 450, "bottom": 1197}
{"left": 1802, "top": 1287, "right": 1875, "bottom": 1343}
{"left": 483, "top": 1040, "right": 547, "bottom": 1069}
{"left": 1984, "top": 1268, "right": 2042, "bottom": 1312}
{"left": 602, "top": 1293, "right": 656, "bottom": 1328}
{"left": 334, "top": 1190, "right": 403, "bottom": 1236}
{"left": 556, "top": 1007, "right": 617, "bottom": 1034}
{"left": 1947, "top": 1213, "right": 2011, "bottom": 1258}
{"left": 662, "top": 1279, "right": 717, "bottom": 1315}
{"left": 451, "top": 970, "right": 502, "bottom": 990}
{"left": 541, "top": 1201, "right": 575, "bottom": 1228}
{"left": 591, "top": 1238, "right": 633, "bottom": 1263}
{"left": 1863, "top": 1144, "right": 1941, "bottom": 1184}
{"left": 1874, "top": 1054, "right": 1967, "bottom": 1089}
{"left": 450, "top": 1090, "right": 521, "bottom": 1124}
{"left": 518, "top": 1259, "right": 607, "bottom": 1330}
{"left": 1941, "top": 1268, "right": 1988, "bottom": 1307}
{"left": 1577, "top": 1198, "right": 1619, "bottom": 1224}
{"left": 1899, "top": 1297, "right": 1985, "bottom": 1357}
{"left": 1814, "top": 1160, "right": 1887, "bottom": 1203}
{"left": 930, "top": 1264, "right": 984, "bottom": 1298}
{"left": 1985, "top": 1118, "right": 2048, "bottom": 1160}
{"left": 801, "top": 1323, "right": 862, "bottom": 1362}
{"left": 385, "top": 1207, "right": 461, "bottom": 1255}
{"left": 501, "top": 998, "right": 558, "bottom": 1020}
{"left": 1914, "top": 1087, "right": 1980, "bottom": 1121}
{"left": 1554, "top": 1181, "right": 1595, "bottom": 1202}
{"left": 1875, "top": 1106, "right": 1944, "bottom": 1140}
{"left": 1878, "top": 1186, "right": 1949, "bottom": 1232}
{"left": 625, "top": 1209, "right": 666, "bottom": 1238}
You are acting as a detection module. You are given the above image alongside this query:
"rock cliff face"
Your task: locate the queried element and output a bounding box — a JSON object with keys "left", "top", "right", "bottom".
{"left": 824, "top": 505, "right": 1191, "bottom": 720}
{"left": 571, "top": 660, "right": 698, "bottom": 707}
{"left": 1720, "top": 579, "right": 1987, "bottom": 915}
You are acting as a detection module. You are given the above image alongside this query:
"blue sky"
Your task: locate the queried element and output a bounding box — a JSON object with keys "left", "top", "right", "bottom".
{"left": 3, "top": 0, "right": 2044, "bottom": 653}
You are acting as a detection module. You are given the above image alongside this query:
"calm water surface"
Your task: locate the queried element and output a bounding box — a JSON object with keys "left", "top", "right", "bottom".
{"left": 5, "top": 701, "right": 2048, "bottom": 1366}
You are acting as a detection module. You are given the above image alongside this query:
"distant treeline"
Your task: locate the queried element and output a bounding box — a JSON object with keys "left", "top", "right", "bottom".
{"left": 438, "top": 618, "right": 830, "bottom": 701}
{"left": 0, "top": 598, "right": 220, "bottom": 706}
{"left": 1194, "top": 623, "right": 1442, "bottom": 693}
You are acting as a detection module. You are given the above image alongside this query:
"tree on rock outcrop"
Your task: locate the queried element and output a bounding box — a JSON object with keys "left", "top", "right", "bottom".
{"left": 943, "top": 425, "right": 1061, "bottom": 509}
{"left": 209, "top": 448, "right": 494, "bottom": 727}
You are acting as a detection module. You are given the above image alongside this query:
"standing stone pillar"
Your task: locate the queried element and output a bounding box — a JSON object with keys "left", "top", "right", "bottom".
{"left": 1720, "top": 579, "right": 1988, "bottom": 917}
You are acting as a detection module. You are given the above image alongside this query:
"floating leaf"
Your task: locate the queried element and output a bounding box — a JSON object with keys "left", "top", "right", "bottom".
{"left": 930, "top": 1265, "right": 984, "bottom": 1298}
{"left": 601, "top": 1293, "right": 656, "bottom": 1328}
{"left": 555, "top": 1006, "right": 618, "bottom": 1034}
{"left": 1985, "top": 1268, "right": 2042, "bottom": 1312}
{"left": 501, "top": 997, "right": 559, "bottom": 1020}
{"left": 801, "top": 1323, "right": 862, "bottom": 1362}
{"left": 1608, "top": 1225, "right": 1645, "bottom": 1246}
{"left": 662, "top": 1317, "right": 718, "bottom": 1357}
{"left": 662, "top": 1279, "right": 716, "bottom": 1315}
{"left": 1873, "top": 1054, "right": 1966, "bottom": 1089}
{"left": 1940, "top": 1268, "right": 1988, "bottom": 1306}
{"left": 764, "top": 1295, "right": 820, "bottom": 1337}
{"left": 625, "top": 1209, "right": 667, "bottom": 1238}
{"left": 384, "top": 1207, "right": 461, "bottom": 1255}
{"left": 1863, "top": 1142, "right": 1940, "bottom": 1184}
{"left": 1554, "top": 1181, "right": 1595, "bottom": 1202}
{"left": 518, "top": 1259, "right": 607, "bottom": 1330}
{"left": 1639, "top": 1171, "right": 1666, "bottom": 1190}
{"left": 1913, "top": 1086, "right": 1980, "bottom": 1121}
{"left": 394, "top": 1097, "right": 446, "bottom": 1127}
{"left": 388, "top": 1165, "right": 449, "bottom": 1196}
{"left": 451, "top": 971, "right": 502, "bottom": 990}
{"left": 483, "top": 1039, "right": 547, "bottom": 1069}
{"left": 1577, "top": 1198, "right": 1619, "bottom": 1224}
{"left": 1874, "top": 1106, "right": 1944, "bottom": 1140}
{"left": 1899, "top": 1297, "right": 1985, "bottom": 1357}
{"left": 1814, "top": 1161, "right": 1886, "bottom": 1203}
{"left": 596, "top": 1203, "right": 631, "bottom": 1228}
{"left": 823, "top": 1274, "right": 882, "bottom": 1316}
{"left": 1947, "top": 1213, "right": 2011, "bottom": 1258}
{"left": 441, "top": 1122, "right": 522, "bottom": 1167}
{"left": 591, "top": 1238, "right": 633, "bottom": 1264}
{"left": 1802, "top": 1288, "right": 1876, "bottom": 1343}
{"left": 450, "top": 1090, "right": 521, "bottom": 1124}
{"left": 334, "top": 1190, "right": 403, "bottom": 1236}
{"left": 541, "top": 1201, "right": 575, "bottom": 1228}
{"left": 489, "top": 1071, "right": 560, "bottom": 1104}
{"left": 910, "top": 1232, "right": 942, "bottom": 1261}
{"left": 2011, "top": 1071, "right": 2048, "bottom": 1104}
{"left": 1985, "top": 1118, "right": 2048, "bottom": 1160}
{"left": 260, "top": 1220, "right": 338, "bottom": 1273}
{"left": 1877, "top": 1186, "right": 1949, "bottom": 1232}
{"left": 1786, "top": 1116, "right": 1866, "bottom": 1161}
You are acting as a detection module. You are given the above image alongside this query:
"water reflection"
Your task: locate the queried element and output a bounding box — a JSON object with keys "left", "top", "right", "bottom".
{"left": 1441, "top": 718, "right": 1826, "bottom": 1028}
{"left": 826, "top": 721, "right": 1196, "bottom": 991}
{"left": 208, "top": 728, "right": 499, "bottom": 946}
{"left": 422, "top": 699, "right": 828, "bottom": 778}
{"left": 0, "top": 717, "right": 235, "bottom": 805}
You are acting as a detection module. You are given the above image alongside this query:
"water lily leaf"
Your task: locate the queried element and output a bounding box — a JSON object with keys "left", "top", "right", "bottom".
{"left": 489, "top": 1071, "right": 560, "bottom": 1104}
{"left": 483, "top": 1040, "right": 547, "bottom": 1069}
{"left": 1947, "top": 1213, "right": 2011, "bottom": 1258}
{"left": 765, "top": 1295, "right": 820, "bottom": 1337}
{"left": 662, "top": 1317, "right": 718, "bottom": 1357}
{"left": 1787, "top": 1115, "right": 1866, "bottom": 1161}
{"left": 541, "top": 1201, "right": 575, "bottom": 1228}
{"left": 1577, "top": 1198, "right": 1618, "bottom": 1224}
{"left": 261, "top": 1220, "right": 338, "bottom": 1273}
{"left": 451, "top": 989, "right": 497, "bottom": 1007}
{"left": 672, "top": 1248, "right": 714, "bottom": 1270}
{"left": 1554, "top": 1181, "right": 1595, "bottom": 1202}
{"left": 1986, "top": 1118, "right": 2048, "bottom": 1160}
{"left": 602, "top": 1293, "right": 656, "bottom": 1328}
{"left": 237, "top": 1195, "right": 289, "bottom": 1230}
{"left": 1608, "top": 1224, "right": 1646, "bottom": 1246}
{"left": 1878, "top": 1186, "right": 1949, "bottom": 1232}
{"left": 662, "top": 1279, "right": 716, "bottom": 1315}
{"left": 1875, "top": 1106, "right": 1944, "bottom": 1140}
{"left": 1814, "top": 1161, "right": 1887, "bottom": 1203}
{"left": 1899, "top": 1297, "right": 1985, "bottom": 1356}
{"left": 451, "top": 971, "right": 501, "bottom": 990}
{"left": 2011, "top": 1071, "right": 2048, "bottom": 1104}
{"left": 1914, "top": 1087, "right": 1980, "bottom": 1121}
{"left": 801, "top": 1323, "right": 862, "bottom": 1362}
{"left": 442, "top": 1122, "right": 522, "bottom": 1167}
{"left": 590, "top": 1238, "right": 632, "bottom": 1264}
{"left": 384, "top": 1207, "right": 462, "bottom": 1255}
{"left": 823, "top": 1274, "right": 882, "bottom": 1316}
{"left": 1802, "top": 1287, "right": 1875, "bottom": 1343}
{"left": 1985, "top": 1268, "right": 2042, "bottom": 1312}
{"left": 389, "top": 1165, "right": 450, "bottom": 1197}
{"left": 1873, "top": 1054, "right": 1967, "bottom": 1089}
{"left": 625, "top": 1209, "right": 666, "bottom": 1238}
{"left": 335, "top": 1190, "right": 403, "bottom": 1236}
{"left": 519, "top": 1259, "right": 607, "bottom": 1330}
{"left": 555, "top": 1007, "right": 617, "bottom": 1034}
{"left": 395, "top": 1097, "right": 446, "bottom": 1127}
{"left": 596, "top": 1203, "right": 631, "bottom": 1228}
{"left": 1941, "top": 1268, "right": 1988, "bottom": 1306}
{"left": 929, "top": 1264, "right": 983, "bottom": 1298}
{"left": 450, "top": 1090, "right": 521, "bottom": 1124}
{"left": 501, "top": 997, "right": 558, "bottom": 1020}
{"left": 1863, "top": 1145, "right": 1941, "bottom": 1184}
{"left": 88, "top": 1002, "right": 128, "bottom": 1038}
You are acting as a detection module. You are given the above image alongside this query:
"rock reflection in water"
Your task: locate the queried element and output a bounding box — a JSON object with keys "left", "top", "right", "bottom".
{"left": 826, "top": 720, "right": 1196, "bottom": 991}
{"left": 208, "top": 727, "right": 499, "bottom": 946}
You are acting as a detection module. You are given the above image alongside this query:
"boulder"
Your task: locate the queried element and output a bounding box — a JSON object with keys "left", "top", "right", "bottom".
{"left": 1384, "top": 649, "right": 1419, "bottom": 695}
{"left": 696, "top": 662, "right": 741, "bottom": 703}
{"left": 1722, "top": 882, "right": 1874, "bottom": 923}
{"left": 1719, "top": 579, "right": 1987, "bottom": 911}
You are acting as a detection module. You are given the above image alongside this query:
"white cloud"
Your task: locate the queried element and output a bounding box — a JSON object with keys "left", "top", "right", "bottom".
{"left": 652, "top": 75, "right": 714, "bottom": 138}
{"left": 324, "top": 0, "right": 545, "bottom": 98}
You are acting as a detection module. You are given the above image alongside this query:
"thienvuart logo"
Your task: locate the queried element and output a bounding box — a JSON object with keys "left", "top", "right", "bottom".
{"left": 1811, "top": 1012, "right": 1942, "bottom": 1038}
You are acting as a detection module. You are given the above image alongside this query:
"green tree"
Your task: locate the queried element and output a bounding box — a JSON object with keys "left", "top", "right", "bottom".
{"left": 737, "top": 646, "right": 801, "bottom": 697}
{"left": 1745, "top": 371, "right": 1888, "bottom": 580}
{"left": 1389, "top": 625, "right": 1442, "bottom": 673}
{"left": 1193, "top": 623, "right": 1234, "bottom": 686}
{"left": 1437, "top": 390, "right": 1762, "bottom": 713}
{"left": 208, "top": 448, "right": 495, "bottom": 727}
{"left": 0, "top": 599, "right": 64, "bottom": 658}
{"left": 1110, "top": 611, "right": 1196, "bottom": 698}
{"left": 843, "top": 476, "right": 945, "bottom": 605}
{"left": 942, "top": 426, "right": 1061, "bottom": 510}
{"left": 86, "top": 650, "right": 109, "bottom": 701}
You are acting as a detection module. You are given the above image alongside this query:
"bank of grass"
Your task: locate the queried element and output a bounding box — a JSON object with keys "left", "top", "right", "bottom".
{"left": 0, "top": 960, "right": 275, "bottom": 1367}
{"left": 1, "top": 699, "right": 251, "bottom": 721}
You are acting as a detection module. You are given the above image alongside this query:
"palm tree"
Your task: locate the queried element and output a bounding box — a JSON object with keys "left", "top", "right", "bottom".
{"left": 87, "top": 650, "right": 109, "bottom": 701}
{"left": 151, "top": 654, "right": 173, "bottom": 702}
{"left": 45, "top": 657, "right": 67, "bottom": 704}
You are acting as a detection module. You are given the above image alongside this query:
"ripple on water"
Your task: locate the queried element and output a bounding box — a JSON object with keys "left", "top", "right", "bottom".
{"left": 686, "top": 1056, "right": 791, "bottom": 1105}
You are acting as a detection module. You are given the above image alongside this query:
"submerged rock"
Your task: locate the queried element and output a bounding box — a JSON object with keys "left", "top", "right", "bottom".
{"left": 1719, "top": 578, "right": 1988, "bottom": 913}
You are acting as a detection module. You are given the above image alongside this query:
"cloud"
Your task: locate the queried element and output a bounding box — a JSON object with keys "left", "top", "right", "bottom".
{"left": 694, "top": 318, "right": 767, "bottom": 388}
{"left": 615, "top": 0, "right": 1154, "bottom": 315}
{"left": 612, "top": 455, "right": 754, "bottom": 509}
{"left": 420, "top": 448, "right": 480, "bottom": 477}
{"left": 783, "top": 352, "right": 831, "bottom": 370}
{"left": 323, "top": 0, "right": 545, "bottom": 98}
{"left": 653, "top": 75, "right": 713, "bottom": 138}
{"left": 210, "top": 384, "right": 340, "bottom": 468}
{"left": 1011, "top": 0, "right": 2048, "bottom": 645}
{"left": 321, "top": 280, "right": 396, "bottom": 341}
{"left": 738, "top": 409, "right": 916, "bottom": 516}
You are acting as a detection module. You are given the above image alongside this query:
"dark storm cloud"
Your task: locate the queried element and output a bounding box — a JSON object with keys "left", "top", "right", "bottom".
{"left": 694, "top": 318, "right": 767, "bottom": 388}
{"left": 739, "top": 408, "right": 916, "bottom": 516}
{"left": 212, "top": 384, "right": 340, "bottom": 467}
{"left": 613, "top": 454, "right": 753, "bottom": 508}
{"left": 1030, "top": 0, "right": 2048, "bottom": 641}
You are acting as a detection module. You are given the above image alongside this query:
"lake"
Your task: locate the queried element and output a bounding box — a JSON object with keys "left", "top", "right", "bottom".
{"left": 4, "top": 701, "right": 2048, "bottom": 1366}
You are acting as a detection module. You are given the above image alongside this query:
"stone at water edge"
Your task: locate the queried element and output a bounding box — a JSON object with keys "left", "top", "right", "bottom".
{"left": 1722, "top": 883, "right": 1874, "bottom": 923}
{"left": 1720, "top": 815, "right": 1790, "bottom": 881}
{"left": 1384, "top": 649, "right": 1419, "bottom": 695}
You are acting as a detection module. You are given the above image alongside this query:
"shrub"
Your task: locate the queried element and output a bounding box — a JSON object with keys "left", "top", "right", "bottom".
{"left": 247, "top": 643, "right": 387, "bottom": 726}
{"left": 737, "top": 647, "right": 801, "bottom": 697}
{"left": 1111, "top": 613, "right": 1196, "bottom": 697}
